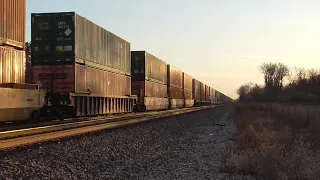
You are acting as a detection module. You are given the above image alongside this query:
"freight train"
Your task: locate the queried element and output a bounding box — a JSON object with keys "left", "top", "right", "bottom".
{"left": 0, "top": 6, "right": 233, "bottom": 123}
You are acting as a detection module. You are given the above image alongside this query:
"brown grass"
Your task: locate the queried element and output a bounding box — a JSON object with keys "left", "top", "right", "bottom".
{"left": 220, "top": 103, "right": 320, "bottom": 180}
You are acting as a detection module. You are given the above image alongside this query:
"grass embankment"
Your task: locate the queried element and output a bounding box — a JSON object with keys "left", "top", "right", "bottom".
{"left": 221, "top": 103, "right": 320, "bottom": 180}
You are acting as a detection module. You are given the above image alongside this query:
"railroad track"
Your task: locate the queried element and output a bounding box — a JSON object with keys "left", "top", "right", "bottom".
{"left": 0, "top": 106, "right": 215, "bottom": 150}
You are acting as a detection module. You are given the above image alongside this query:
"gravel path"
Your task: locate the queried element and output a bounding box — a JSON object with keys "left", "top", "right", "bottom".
{"left": 0, "top": 105, "right": 253, "bottom": 180}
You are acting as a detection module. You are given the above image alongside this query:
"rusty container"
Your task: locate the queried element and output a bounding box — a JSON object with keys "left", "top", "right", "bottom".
{"left": 145, "top": 80, "right": 167, "bottom": 98}
{"left": 205, "top": 85, "right": 210, "bottom": 101}
{"left": 183, "top": 72, "right": 192, "bottom": 91}
{"left": 132, "top": 80, "right": 167, "bottom": 99}
{"left": 31, "top": 12, "right": 130, "bottom": 75}
{"left": 184, "top": 89, "right": 192, "bottom": 100}
{"left": 167, "top": 65, "right": 183, "bottom": 88}
{"left": 32, "top": 64, "right": 131, "bottom": 96}
{"left": 0, "top": 0, "right": 26, "bottom": 49}
{"left": 200, "top": 82, "right": 205, "bottom": 97}
{"left": 192, "top": 79, "right": 201, "bottom": 94}
{"left": 194, "top": 92, "right": 201, "bottom": 101}
{"left": 131, "top": 51, "right": 167, "bottom": 84}
{"left": 0, "top": 46, "right": 25, "bottom": 83}
{"left": 168, "top": 85, "right": 183, "bottom": 99}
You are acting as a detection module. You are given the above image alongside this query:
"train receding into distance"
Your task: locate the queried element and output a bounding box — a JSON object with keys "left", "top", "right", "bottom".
{"left": 0, "top": 0, "right": 233, "bottom": 123}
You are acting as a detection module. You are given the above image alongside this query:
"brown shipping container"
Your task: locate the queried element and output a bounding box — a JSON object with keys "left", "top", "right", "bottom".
{"left": 183, "top": 72, "right": 192, "bottom": 91}
{"left": 131, "top": 51, "right": 167, "bottom": 84}
{"left": 167, "top": 65, "right": 183, "bottom": 88}
{"left": 145, "top": 80, "right": 167, "bottom": 98}
{"left": 145, "top": 52, "right": 167, "bottom": 83}
{"left": 206, "top": 85, "right": 210, "bottom": 100}
{"left": 194, "top": 92, "right": 201, "bottom": 101}
{"left": 32, "top": 64, "right": 131, "bottom": 96}
{"left": 0, "top": 46, "right": 25, "bottom": 83}
{"left": 31, "top": 12, "right": 130, "bottom": 75}
{"left": 201, "top": 93, "right": 206, "bottom": 102}
{"left": 200, "top": 82, "right": 205, "bottom": 96}
{"left": 0, "top": 0, "right": 26, "bottom": 49}
{"left": 168, "top": 85, "right": 183, "bottom": 99}
{"left": 192, "top": 79, "right": 201, "bottom": 93}
{"left": 184, "top": 89, "right": 192, "bottom": 100}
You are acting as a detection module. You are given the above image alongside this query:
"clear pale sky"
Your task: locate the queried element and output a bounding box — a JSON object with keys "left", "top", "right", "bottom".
{"left": 26, "top": 0, "right": 320, "bottom": 99}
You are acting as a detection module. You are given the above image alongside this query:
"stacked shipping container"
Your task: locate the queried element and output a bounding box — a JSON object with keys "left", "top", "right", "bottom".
{"left": 31, "top": 12, "right": 131, "bottom": 96}
{"left": 0, "top": 0, "right": 26, "bottom": 49}
{"left": 183, "top": 72, "right": 194, "bottom": 107}
{"left": 167, "top": 65, "right": 184, "bottom": 108}
{"left": 0, "top": 0, "right": 26, "bottom": 85}
{"left": 192, "top": 79, "right": 201, "bottom": 103}
{"left": 0, "top": 46, "right": 25, "bottom": 83}
{"left": 131, "top": 51, "right": 168, "bottom": 110}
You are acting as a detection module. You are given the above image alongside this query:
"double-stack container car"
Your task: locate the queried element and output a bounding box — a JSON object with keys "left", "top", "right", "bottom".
{"left": 167, "top": 65, "right": 184, "bottom": 108}
{"left": 0, "top": 0, "right": 47, "bottom": 122}
{"left": 192, "top": 79, "right": 201, "bottom": 106}
{"left": 131, "top": 51, "right": 168, "bottom": 111}
{"left": 31, "top": 12, "right": 136, "bottom": 118}
{"left": 0, "top": 4, "right": 234, "bottom": 123}
{"left": 183, "top": 72, "right": 194, "bottom": 107}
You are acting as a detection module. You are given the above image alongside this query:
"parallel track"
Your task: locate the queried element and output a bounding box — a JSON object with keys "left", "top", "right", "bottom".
{"left": 0, "top": 106, "right": 215, "bottom": 150}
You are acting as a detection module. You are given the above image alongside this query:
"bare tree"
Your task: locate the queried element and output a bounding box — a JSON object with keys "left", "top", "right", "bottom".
{"left": 260, "top": 62, "right": 288, "bottom": 101}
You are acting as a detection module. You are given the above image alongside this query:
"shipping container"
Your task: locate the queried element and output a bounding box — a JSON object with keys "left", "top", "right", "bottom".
{"left": 200, "top": 93, "right": 206, "bottom": 102}
{"left": 205, "top": 85, "right": 210, "bottom": 101}
{"left": 31, "top": 12, "right": 130, "bottom": 75}
{"left": 131, "top": 80, "right": 167, "bottom": 98}
{"left": 0, "top": 46, "right": 25, "bottom": 83}
{"left": 32, "top": 64, "right": 131, "bottom": 96}
{"left": 168, "top": 85, "right": 183, "bottom": 99}
{"left": 184, "top": 89, "right": 192, "bottom": 100}
{"left": 193, "top": 92, "right": 201, "bottom": 102}
{"left": 167, "top": 65, "right": 183, "bottom": 88}
{"left": 0, "top": 0, "right": 26, "bottom": 49}
{"left": 131, "top": 51, "right": 167, "bottom": 84}
{"left": 200, "top": 82, "right": 205, "bottom": 96}
{"left": 183, "top": 72, "right": 192, "bottom": 91}
{"left": 192, "top": 79, "right": 201, "bottom": 93}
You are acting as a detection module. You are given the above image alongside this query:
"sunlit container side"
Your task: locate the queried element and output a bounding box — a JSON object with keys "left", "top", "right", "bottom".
{"left": 167, "top": 65, "right": 183, "bottom": 88}
{"left": 184, "top": 89, "right": 192, "bottom": 100}
{"left": 131, "top": 51, "right": 167, "bottom": 84}
{"left": 192, "top": 79, "right": 201, "bottom": 99}
{"left": 205, "top": 85, "right": 210, "bottom": 101}
{"left": 32, "top": 64, "right": 131, "bottom": 96}
{"left": 131, "top": 81, "right": 168, "bottom": 110}
{"left": 200, "top": 82, "right": 205, "bottom": 97}
{"left": 0, "top": 0, "right": 26, "bottom": 49}
{"left": 168, "top": 85, "right": 184, "bottom": 99}
{"left": 210, "top": 88, "right": 215, "bottom": 104}
{"left": 31, "top": 12, "right": 130, "bottom": 75}
{"left": 145, "top": 80, "right": 167, "bottom": 98}
{"left": 183, "top": 72, "right": 192, "bottom": 91}
{"left": 0, "top": 46, "right": 25, "bottom": 83}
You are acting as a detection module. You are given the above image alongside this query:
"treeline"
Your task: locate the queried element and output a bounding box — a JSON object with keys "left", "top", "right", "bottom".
{"left": 237, "top": 62, "right": 320, "bottom": 104}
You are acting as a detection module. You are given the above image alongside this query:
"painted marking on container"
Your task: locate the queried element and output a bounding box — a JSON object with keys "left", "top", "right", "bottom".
{"left": 64, "top": 28, "right": 72, "bottom": 36}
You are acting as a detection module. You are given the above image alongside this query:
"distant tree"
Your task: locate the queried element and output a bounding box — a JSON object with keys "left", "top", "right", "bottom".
{"left": 260, "top": 62, "right": 289, "bottom": 101}
{"left": 237, "top": 82, "right": 253, "bottom": 101}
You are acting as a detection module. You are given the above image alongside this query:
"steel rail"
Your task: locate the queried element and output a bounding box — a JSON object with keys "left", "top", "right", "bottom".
{"left": 0, "top": 106, "right": 214, "bottom": 150}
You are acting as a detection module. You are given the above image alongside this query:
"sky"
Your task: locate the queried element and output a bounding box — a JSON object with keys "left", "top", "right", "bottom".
{"left": 26, "top": 0, "right": 320, "bottom": 99}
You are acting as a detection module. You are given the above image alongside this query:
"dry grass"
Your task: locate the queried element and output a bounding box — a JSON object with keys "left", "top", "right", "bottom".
{"left": 220, "top": 103, "right": 320, "bottom": 180}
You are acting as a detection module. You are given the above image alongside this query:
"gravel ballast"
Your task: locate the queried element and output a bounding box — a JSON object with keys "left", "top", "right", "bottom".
{"left": 0, "top": 105, "right": 253, "bottom": 180}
